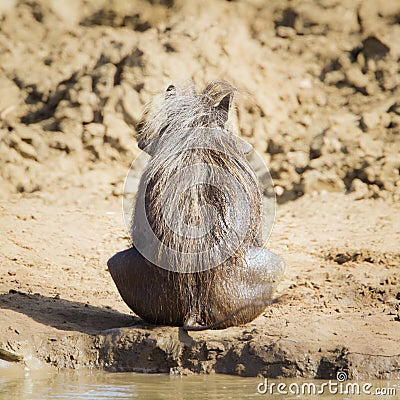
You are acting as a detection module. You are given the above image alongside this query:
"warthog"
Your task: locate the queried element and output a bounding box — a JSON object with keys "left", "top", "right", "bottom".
{"left": 108, "top": 81, "right": 285, "bottom": 330}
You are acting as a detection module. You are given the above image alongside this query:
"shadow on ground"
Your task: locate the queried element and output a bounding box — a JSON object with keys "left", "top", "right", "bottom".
{"left": 0, "top": 290, "right": 142, "bottom": 334}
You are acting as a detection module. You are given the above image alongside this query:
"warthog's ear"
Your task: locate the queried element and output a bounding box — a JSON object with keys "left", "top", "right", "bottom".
{"left": 138, "top": 138, "right": 157, "bottom": 156}
{"left": 217, "top": 93, "right": 231, "bottom": 112}
{"left": 215, "top": 93, "right": 232, "bottom": 127}
{"left": 137, "top": 139, "right": 147, "bottom": 151}
{"left": 166, "top": 85, "right": 176, "bottom": 96}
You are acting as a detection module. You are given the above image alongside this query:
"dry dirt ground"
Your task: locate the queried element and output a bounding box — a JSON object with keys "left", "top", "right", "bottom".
{"left": 0, "top": 0, "right": 399, "bottom": 379}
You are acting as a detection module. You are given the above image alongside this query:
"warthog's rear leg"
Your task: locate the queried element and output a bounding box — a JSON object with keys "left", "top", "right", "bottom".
{"left": 107, "top": 247, "right": 187, "bottom": 326}
{"left": 184, "top": 248, "right": 285, "bottom": 331}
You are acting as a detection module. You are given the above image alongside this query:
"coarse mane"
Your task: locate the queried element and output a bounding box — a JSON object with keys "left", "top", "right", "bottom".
{"left": 138, "top": 80, "right": 237, "bottom": 149}
{"left": 132, "top": 81, "right": 261, "bottom": 275}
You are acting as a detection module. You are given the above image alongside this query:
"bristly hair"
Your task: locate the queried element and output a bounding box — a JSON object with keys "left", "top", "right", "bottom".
{"left": 137, "top": 80, "right": 237, "bottom": 150}
{"left": 132, "top": 80, "right": 261, "bottom": 276}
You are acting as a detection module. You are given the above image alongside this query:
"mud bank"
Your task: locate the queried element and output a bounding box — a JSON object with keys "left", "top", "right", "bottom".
{"left": 0, "top": 0, "right": 399, "bottom": 380}
{"left": 2, "top": 316, "right": 400, "bottom": 380}
{"left": 1, "top": 178, "right": 399, "bottom": 379}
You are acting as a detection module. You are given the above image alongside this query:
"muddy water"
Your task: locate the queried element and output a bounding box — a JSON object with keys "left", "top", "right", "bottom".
{"left": 0, "top": 366, "right": 398, "bottom": 400}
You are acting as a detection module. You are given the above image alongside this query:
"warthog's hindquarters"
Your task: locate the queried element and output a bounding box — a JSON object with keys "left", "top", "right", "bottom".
{"left": 107, "top": 246, "right": 285, "bottom": 330}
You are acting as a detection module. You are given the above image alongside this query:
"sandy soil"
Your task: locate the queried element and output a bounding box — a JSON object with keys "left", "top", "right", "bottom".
{"left": 0, "top": 0, "right": 399, "bottom": 379}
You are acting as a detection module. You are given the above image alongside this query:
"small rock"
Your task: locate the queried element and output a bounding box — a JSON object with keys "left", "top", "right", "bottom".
{"left": 298, "top": 78, "right": 312, "bottom": 89}
{"left": 104, "top": 113, "right": 135, "bottom": 153}
{"left": 274, "top": 185, "right": 284, "bottom": 196}
{"left": 324, "top": 70, "right": 345, "bottom": 85}
{"left": 359, "top": 135, "right": 383, "bottom": 157}
{"left": 287, "top": 151, "right": 309, "bottom": 170}
{"left": 59, "top": 118, "right": 83, "bottom": 137}
{"left": 14, "top": 140, "right": 37, "bottom": 161}
{"left": 121, "top": 82, "right": 143, "bottom": 125}
{"left": 170, "top": 367, "right": 194, "bottom": 376}
{"left": 55, "top": 101, "right": 83, "bottom": 122}
{"left": 310, "top": 133, "right": 325, "bottom": 159}
{"left": 345, "top": 67, "right": 368, "bottom": 88}
{"left": 302, "top": 170, "right": 345, "bottom": 194}
{"left": 364, "top": 166, "right": 376, "bottom": 183}
{"left": 314, "top": 92, "right": 327, "bottom": 106}
{"left": 15, "top": 126, "right": 49, "bottom": 162}
{"left": 276, "top": 26, "right": 296, "bottom": 38}
{"left": 361, "top": 111, "right": 380, "bottom": 130}
{"left": 0, "top": 77, "right": 20, "bottom": 114}
{"left": 77, "top": 75, "right": 93, "bottom": 93}
{"left": 80, "top": 104, "right": 94, "bottom": 123}
{"left": 0, "top": 142, "right": 21, "bottom": 164}
{"left": 93, "top": 63, "right": 118, "bottom": 99}
{"left": 350, "top": 178, "right": 370, "bottom": 199}
{"left": 235, "top": 363, "right": 246, "bottom": 376}
{"left": 77, "top": 90, "right": 98, "bottom": 107}
{"left": 2, "top": 164, "right": 37, "bottom": 193}
{"left": 82, "top": 123, "right": 106, "bottom": 143}
{"left": 205, "top": 341, "right": 225, "bottom": 352}
{"left": 112, "top": 186, "right": 123, "bottom": 197}
{"left": 266, "top": 137, "right": 284, "bottom": 155}
{"left": 48, "top": 132, "right": 82, "bottom": 153}
{"left": 362, "top": 36, "right": 390, "bottom": 60}
{"left": 0, "top": 346, "right": 23, "bottom": 363}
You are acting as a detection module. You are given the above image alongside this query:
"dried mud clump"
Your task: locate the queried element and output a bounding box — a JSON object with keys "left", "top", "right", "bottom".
{"left": 0, "top": 0, "right": 399, "bottom": 202}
